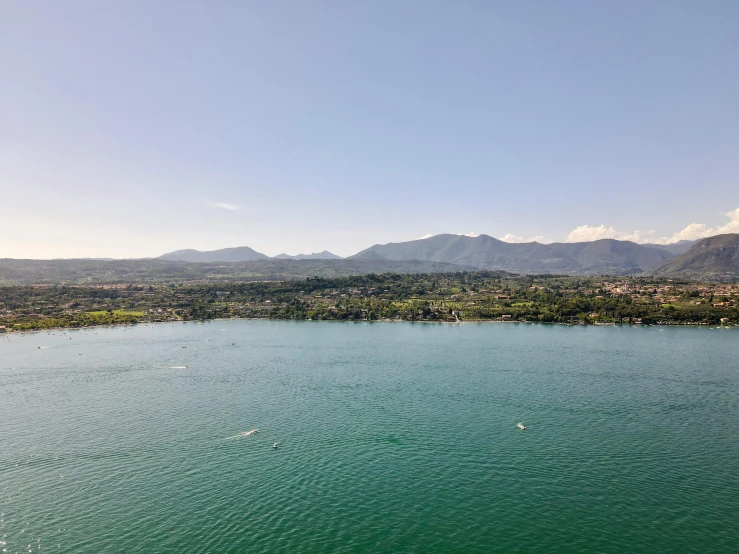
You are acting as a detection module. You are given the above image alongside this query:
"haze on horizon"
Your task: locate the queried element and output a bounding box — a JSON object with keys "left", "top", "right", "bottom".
{"left": 2, "top": 1, "right": 738, "bottom": 260}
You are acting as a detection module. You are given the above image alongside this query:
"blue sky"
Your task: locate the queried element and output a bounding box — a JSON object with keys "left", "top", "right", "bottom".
{"left": 2, "top": 0, "right": 738, "bottom": 258}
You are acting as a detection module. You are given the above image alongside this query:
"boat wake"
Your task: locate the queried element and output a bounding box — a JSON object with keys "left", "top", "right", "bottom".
{"left": 226, "top": 428, "right": 259, "bottom": 440}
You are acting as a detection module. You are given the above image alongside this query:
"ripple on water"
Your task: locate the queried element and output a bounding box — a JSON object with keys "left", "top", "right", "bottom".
{"left": 1, "top": 321, "right": 738, "bottom": 553}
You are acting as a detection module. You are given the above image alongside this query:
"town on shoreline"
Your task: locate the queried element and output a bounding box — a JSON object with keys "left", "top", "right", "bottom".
{"left": 1, "top": 272, "right": 737, "bottom": 333}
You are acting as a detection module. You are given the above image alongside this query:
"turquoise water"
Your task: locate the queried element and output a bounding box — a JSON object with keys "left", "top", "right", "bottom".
{"left": 1, "top": 321, "right": 738, "bottom": 553}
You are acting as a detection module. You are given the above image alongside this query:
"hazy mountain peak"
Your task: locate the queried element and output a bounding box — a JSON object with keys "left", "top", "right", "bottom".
{"left": 654, "top": 233, "right": 739, "bottom": 279}
{"left": 159, "top": 246, "right": 268, "bottom": 262}
{"left": 272, "top": 251, "right": 342, "bottom": 260}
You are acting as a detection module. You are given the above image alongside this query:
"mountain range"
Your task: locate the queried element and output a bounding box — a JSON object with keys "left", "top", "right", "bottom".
{"left": 159, "top": 246, "right": 269, "bottom": 262}
{"left": 158, "top": 236, "right": 695, "bottom": 276}
{"left": 158, "top": 247, "right": 342, "bottom": 263}
{"left": 4, "top": 234, "right": 735, "bottom": 283}
{"left": 641, "top": 240, "right": 696, "bottom": 256}
{"left": 654, "top": 234, "right": 739, "bottom": 280}
{"left": 272, "top": 251, "right": 343, "bottom": 260}
{"left": 151, "top": 235, "right": 739, "bottom": 279}
{"left": 350, "top": 234, "right": 678, "bottom": 275}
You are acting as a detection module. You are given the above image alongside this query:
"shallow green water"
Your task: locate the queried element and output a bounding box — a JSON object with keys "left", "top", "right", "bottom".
{"left": 1, "top": 321, "right": 738, "bottom": 553}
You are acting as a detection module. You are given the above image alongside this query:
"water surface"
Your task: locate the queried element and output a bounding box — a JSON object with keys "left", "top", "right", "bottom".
{"left": 2, "top": 322, "right": 738, "bottom": 553}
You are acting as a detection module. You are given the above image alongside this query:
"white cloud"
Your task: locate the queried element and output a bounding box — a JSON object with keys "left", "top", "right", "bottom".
{"left": 416, "top": 208, "right": 739, "bottom": 247}
{"left": 500, "top": 234, "right": 553, "bottom": 244}
{"left": 565, "top": 225, "right": 647, "bottom": 243}
{"left": 657, "top": 207, "right": 739, "bottom": 242}
{"left": 566, "top": 207, "right": 739, "bottom": 244}
{"left": 207, "top": 201, "right": 242, "bottom": 211}
{"left": 657, "top": 223, "right": 712, "bottom": 243}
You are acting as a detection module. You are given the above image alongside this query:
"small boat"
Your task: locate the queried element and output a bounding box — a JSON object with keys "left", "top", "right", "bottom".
{"left": 273, "top": 443, "right": 278, "bottom": 449}
{"left": 517, "top": 423, "right": 527, "bottom": 430}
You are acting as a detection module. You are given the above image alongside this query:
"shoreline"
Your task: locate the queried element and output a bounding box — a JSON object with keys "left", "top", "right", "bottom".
{"left": 2, "top": 316, "right": 736, "bottom": 336}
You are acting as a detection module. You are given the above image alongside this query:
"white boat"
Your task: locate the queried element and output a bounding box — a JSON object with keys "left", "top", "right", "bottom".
{"left": 517, "top": 423, "right": 527, "bottom": 430}
{"left": 273, "top": 442, "right": 278, "bottom": 449}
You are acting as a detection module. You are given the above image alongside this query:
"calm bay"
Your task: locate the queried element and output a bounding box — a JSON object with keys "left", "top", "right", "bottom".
{"left": 2, "top": 321, "right": 738, "bottom": 553}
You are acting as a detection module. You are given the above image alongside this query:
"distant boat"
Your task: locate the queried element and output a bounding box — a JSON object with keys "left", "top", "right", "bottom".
{"left": 517, "top": 423, "right": 527, "bottom": 430}
{"left": 273, "top": 442, "right": 278, "bottom": 449}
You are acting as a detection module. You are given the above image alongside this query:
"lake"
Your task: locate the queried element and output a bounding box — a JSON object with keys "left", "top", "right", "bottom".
{"left": 1, "top": 321, "right": 738, "bottom": 553}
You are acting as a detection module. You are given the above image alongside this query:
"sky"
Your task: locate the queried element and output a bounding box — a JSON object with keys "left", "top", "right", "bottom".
{"left": 2, "top": 0, "right": 738, "bottom": 259}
